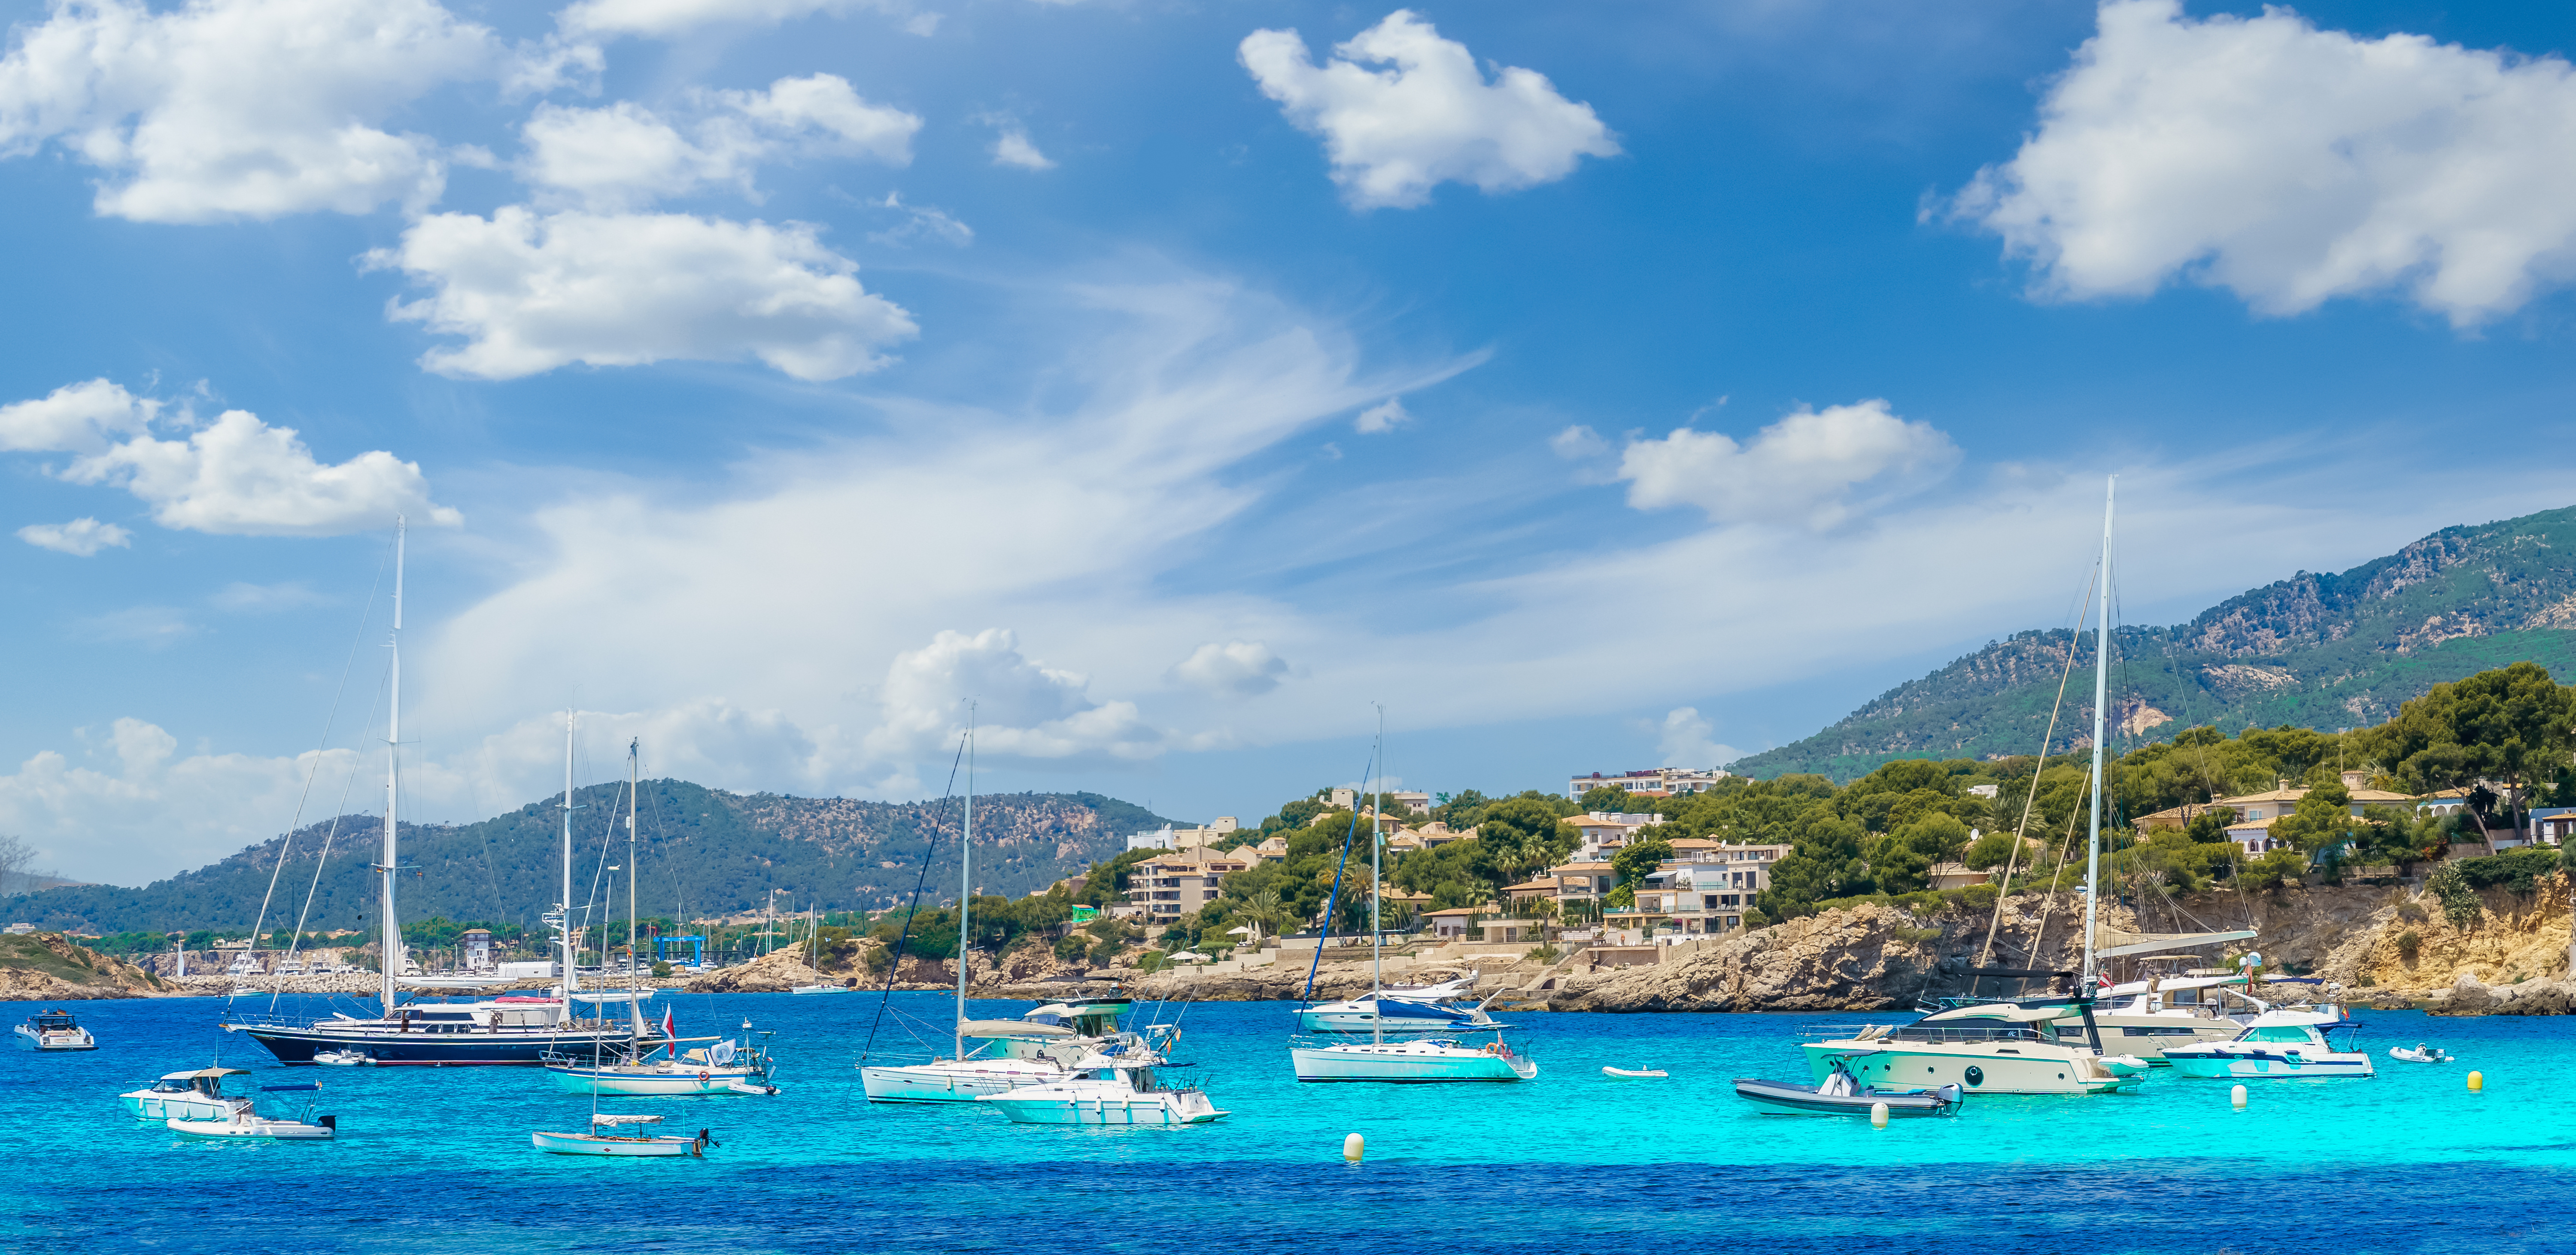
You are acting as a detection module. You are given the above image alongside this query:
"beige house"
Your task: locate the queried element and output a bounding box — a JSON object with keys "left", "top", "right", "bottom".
{"left": 1123, "top": 847, "right": 1252, "bottom": 923}
{"left": 1421, "top": 905, "right": 1483, "bottom": 940}
{"left": 1925, "top": 862, "right": 1986, "bottom": 891}
{"left": 1567, "top": 811, "right": 1661, "bottom": 860}
{"left": 1610, "top": 840, "right": 1789, "bottom": 937}
{"left": 2138, "top": 774, "right": 2411, "bottom": 830}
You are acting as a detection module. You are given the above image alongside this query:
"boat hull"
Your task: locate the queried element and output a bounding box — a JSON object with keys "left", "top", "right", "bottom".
{"left": 229, "top": 1021, "right": 657, "bottom": 1067}
{"left": 2164, "top": 1046, "right": 2375, "bottom": 1079}
{"left": 167, "top": 1116, "right": 334, "bottom": 1141}
{"left": 1733, "top": 1077, "right": 1960, "bottom": 1116}
{"left": 1802, "top": 1040, "right": 2145, "bottom": 1096}
{"left": 978, "top": 1091, "right": 1225, "bottom": 1126}
{"left": 530, "top": 1130, "right": 704, "bottom": 1156}
{"left": 1295, "top": 1004, "right": 1492, "bottom": 1034}
{"left": 15, "top": 1027, "right": 96, "bottom": 1051}
{"left": 1291, "top": 1044, "right": 1536, "bottom": 1082}
{"left": 2049, "top": 1013, "right": 2246, "bottom": 1063}
{"left": 548, "top": 1065, "right": 766, "bottom": 1096}
{"left": 859, "top": 1060, "right": 1066, "bottom": 1103}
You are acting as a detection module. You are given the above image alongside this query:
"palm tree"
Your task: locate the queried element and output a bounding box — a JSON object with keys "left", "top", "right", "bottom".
{"left": 1244, "top": 888, "right": 1284, "bottom": 944}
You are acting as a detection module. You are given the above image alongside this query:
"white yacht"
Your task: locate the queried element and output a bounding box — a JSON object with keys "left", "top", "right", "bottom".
{"left": 1293, "top": 1033, "right": 1537, "bottom": 1082}
{"left": 166, "top": 1081, "right": 335, "bottom": 1141}
{"left": 2044, "top": 972, "right": 2260, "bottom": 1061}
{"left": 15, "top": 1009, "right": 96, "bottom": 1051}
{"left": 532, "top": 1114, "right": 712, "bottom": 1157}
{"left": 120, "top": 1067, "right": 252, "bottom": 1121}
{"left": 548, "top": 1029, "right": 779, "bottom": 1096}
{"left": 2164, "top": 1006, "right": 2375, "bottom": 1079}
{"left": 976, "top": 1048, "right": 1226, "bottom": 1126}
{"left": 1804, "top": 1000, "right": 2151, "bottom": 1096}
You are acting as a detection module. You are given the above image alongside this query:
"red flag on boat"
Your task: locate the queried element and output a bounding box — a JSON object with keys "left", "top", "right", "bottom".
{"left": 660, "top": 1006, "right": 675, "bottom": 1053}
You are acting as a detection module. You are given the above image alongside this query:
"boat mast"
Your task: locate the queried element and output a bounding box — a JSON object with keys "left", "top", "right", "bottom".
{"left": 955, "top": 704, "right": 974, "bottom": 1061}
{"left": 562, "top": 710, "right": 578, "bottom": 1013}
{"left": 2082, "top": 477, "right": 2114, "bottom": 989}
{"left": 378, "top": 517, "right": 404, "bottom": 1016}
{"left": 628, "top": 738, "right": 641, "bottom": 1035}
{"left": 1371, "top": 707, "right": 1383, "bottom": 1048}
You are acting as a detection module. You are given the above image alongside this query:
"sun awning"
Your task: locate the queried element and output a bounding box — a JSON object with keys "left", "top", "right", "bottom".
{"left": 2094, "top": 929, "right": 2257, "bottom": 960}
{"left": 957, "top": 1019, "right": 1078, "bottom": 1039}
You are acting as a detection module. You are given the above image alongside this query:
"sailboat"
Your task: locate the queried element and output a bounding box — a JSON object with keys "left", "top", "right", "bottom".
{"left": 222, "top": 521, "right": 660, "bottom": 1065}
{"left": 1291, "top": 718, "right": 1535, "bottom": 1083}
{"left": 860, "top": 711, "right": 1078, "bottom": 1103}
{"left": 1800, "top": 479, "right": 2151, "bottom": 1096}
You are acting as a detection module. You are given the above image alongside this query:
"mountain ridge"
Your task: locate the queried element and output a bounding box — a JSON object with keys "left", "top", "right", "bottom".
{"left": 1732, "top": 504, "right": 2576, "bottom": 780}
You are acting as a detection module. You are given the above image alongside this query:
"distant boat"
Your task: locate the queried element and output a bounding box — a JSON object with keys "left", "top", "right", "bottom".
{"left": 790, "top": 984, "right": 849, "bottom": 995}
{"left": 119, "top": 1067, "right": 251, "bottom": 1121}
{"left": 976, "top": 1047, "right": 1226, "bottom": 1126}
{"left": 166, "top": 1082, "right": 336, "bottom": 1140}
{"left": 2165, "top": 1009, "right": 2376, "bottom": 1079}
{"left": 15, "top": 1009, "right": 96, "bottom": 1051}
{"left": 546, "top": 1022, "right": 780, "bottom": 1097}
{"left": 1601, "top": 1066, "right": 1667, "bottom": 1079}
{"left": 312, "top": 1049, "right": 375, "bottom": 1067}
{"left": 531, "top": 1114, "right": 712, "bottom": 1157}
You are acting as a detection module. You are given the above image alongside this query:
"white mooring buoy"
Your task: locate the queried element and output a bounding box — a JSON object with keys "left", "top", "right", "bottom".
{"left": 1343, "top": 1132, "right": 1364, "bottom": 1163}
{"left": 2230, "top": 1084, "right": 2248, "bottom": 1110}
{"left": 1868, "top": 1101, "right": 1889, "bottom": 1129}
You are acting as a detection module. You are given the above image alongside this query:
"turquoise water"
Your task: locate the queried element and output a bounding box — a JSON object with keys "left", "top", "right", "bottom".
{"left": 8, "top": 991, "right": 2570, "bottom": 1252}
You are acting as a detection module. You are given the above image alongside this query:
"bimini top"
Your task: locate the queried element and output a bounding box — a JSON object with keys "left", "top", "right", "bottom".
{"left": 957, "top": 1019, "right": 1078, "bottom": 1039}
{"left": 159, "top": 1067, "right": 249, "bottom": 1082}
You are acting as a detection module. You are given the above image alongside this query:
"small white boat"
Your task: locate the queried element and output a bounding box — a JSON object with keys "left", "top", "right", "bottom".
{"left": 2164, "top": 1009, "right": 2375, "bottom": 1079}
{"left": 312, "top": 1049, "right": 375, "bottom": 1067}
{"left": 1601, "top": 1066, "right": 1667, "bottom": 1079}
{"left": 789, "top": 983, "right": 849, "bottom": 995}
{"left": 2388, "top": 1043, "right": 2452, "bottom": 1064}
{"left": 532, "top": 1114, "right": 713, "bottom": 1157}
{"left": 15, "top": 1009, "right": 97, "bottom": 1051}
{"left": 1734, "top": 1073, "right": 1961, "bottom": 1117}
{"left": 1291, "top": 1033, "right": 1537, "bottom": 1083}
{"left": 120, "top": 1067, "right": 251, "bottom": 1121}
{"left": 545, "top": 1031, "right": 778, "bottom": 1096}
{"left": 975, "top": 1050, "right": 1226, "bottom": 1126}
{"left": 164, "top": 1081, "right": 335, "bottom": 1140}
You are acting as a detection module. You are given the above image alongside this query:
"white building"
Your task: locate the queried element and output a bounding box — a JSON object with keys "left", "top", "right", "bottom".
{"left": 1124, "top": 816, "right": 1243, "bottom": 852}
{"left": 1567, "top": 767, "right": 1730, "bottom": 800}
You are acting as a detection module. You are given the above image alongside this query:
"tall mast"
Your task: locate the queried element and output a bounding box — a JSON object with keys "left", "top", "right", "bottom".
{"left": 955, "top": 704, "right": 975, "bottom": 1060}
{"left": 378, "top": 517, "right": 405, "bottom": 1015}
{"left": 562, "top": 710, "right": 577, "bottom": 1008}
{"left": 1371, "top": 707, "right": 1384, "bottom": 1047}
{"left": 2083, "top": 477, "right": 2114, "bottom": 988}
{"left": 628, "top": 738, "right": 641, "bottom": 1032}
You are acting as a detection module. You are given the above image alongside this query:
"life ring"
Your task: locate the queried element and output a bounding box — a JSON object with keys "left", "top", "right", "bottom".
{"left": 696, "top": 1071, "right": 711, "bottom": 1083}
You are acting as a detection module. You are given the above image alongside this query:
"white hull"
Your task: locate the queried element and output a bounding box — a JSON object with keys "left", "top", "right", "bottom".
{"left": 549, "top": 1064, "right": 768, "bottom": 1096}
{"left": 2166, "top": 1047, "right": 2375, "bottom": 1079}
{"left": 167, "top": 1115, "right": 334, "bottom": 1141}
{"left": 1802, "top": 1040, "right": 2145, "bottom": 1096}
{"left": 121, "top": 1092, "right": 236, "bottom": 1121}
{"left": 530, "top": 1129, "right": 704, "bottom": 1156}
{"left": 978, "top": 1089, "right": 1225, "bottom": 1126}
{"left": 860, "top": 1059, "right": 1066, "bottom": 1103}
{"left": 2053, "top": 1013, "right": 2247, "bottom": 1062}
{"left": 1291, "top": 1041, "right": 1536, "bottom": 1082}
{"left": 15, "top": 1025, "right": 96, "bottom": 1051}
{"left": 1295, "top": 1005, "right": 1493, "bottom": 1034}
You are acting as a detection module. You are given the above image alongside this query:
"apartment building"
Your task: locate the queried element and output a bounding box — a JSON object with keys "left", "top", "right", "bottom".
{"left": 1566, "top": 811, "right": 1661, "bottom": 861}
{"left": 1610, "top": 839, "right": 1790, "bottom": 937}
{"left": 1124, "top": 815, "right": 1243, "bottom": 852}
{"left": 1566, "top": 767, "right": 1731, "bottom": 800}
{"left": 1121, "top": 847, "right": 1252, "bottom": 923}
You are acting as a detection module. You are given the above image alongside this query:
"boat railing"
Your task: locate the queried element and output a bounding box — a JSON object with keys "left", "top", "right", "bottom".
{"left": 1884, "top": 1025, "right": 2046, "bottom": 1045}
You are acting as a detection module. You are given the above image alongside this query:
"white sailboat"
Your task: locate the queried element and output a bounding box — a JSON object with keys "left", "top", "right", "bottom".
{"left": 532, "top": 1114, "right": 714, "bottom": 1157}
{"left": 1803, "top": 480, "right": 2152, "bottom": 1097}
{"left": 1292, "top": 717, "right": 1535, "bottom": 1083}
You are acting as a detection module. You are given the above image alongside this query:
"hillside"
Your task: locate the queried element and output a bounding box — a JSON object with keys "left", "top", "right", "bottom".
{"left": 1, "top": 782, "right": 1175, "bottom": 936}
{"left": 1734, "top": 504, "right": 2576, "bottom": 780}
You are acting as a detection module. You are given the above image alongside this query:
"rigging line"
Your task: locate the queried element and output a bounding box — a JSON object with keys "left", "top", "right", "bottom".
{"left": 860, "top": 732, "right": 971, "bottom": 1067}
{"left": 1972, "top": 560, "right": 2099, "bottom": 997}
{"left": 236, "top": 531, "right": 393, "bottom": 994}
{"left": 2025, "top": 760, "right": 2096, "bottom": 975}
{"left": 1297, "top": 750, "right": 1377, "bottom": 1009}
{"left": 269, "top": 662, "right": 391, "bottom": 1016}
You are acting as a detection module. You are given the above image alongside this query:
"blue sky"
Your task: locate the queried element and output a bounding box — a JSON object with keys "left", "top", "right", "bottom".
{"left": 4, "top": 0, "right": 2576, "bottom": 884}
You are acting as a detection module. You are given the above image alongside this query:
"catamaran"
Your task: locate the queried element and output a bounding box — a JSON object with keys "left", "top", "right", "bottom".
{"left": 221, "top": 522, "right": 658, "bottom": 1065}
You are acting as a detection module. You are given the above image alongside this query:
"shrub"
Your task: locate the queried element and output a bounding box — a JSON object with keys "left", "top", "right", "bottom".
{"left": 1891, "top": 926, "right": 1943, "bottom": 945}
{"left": 2396, "top": 930, "right": 2420, "bottom": 963}
{"left": 2426, "top": 863, "right": 2479, "bottom": 930}
{"left": 650, "top": 960, "right": 672, "bottom": 978}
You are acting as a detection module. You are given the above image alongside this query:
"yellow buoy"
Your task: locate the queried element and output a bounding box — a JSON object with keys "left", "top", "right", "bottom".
{"left": 1343, "top": 1132, "right": 1364, "bottom": 1163}
{"left": 2468, "top": 1071, "right": 2484, "bottom": 1092}
{"left": 1869, "top": 1101, "right": 1889, "bottom": 1128}
{"left": 2230, "top": 1084, "right": 2247, "bottom": 1110}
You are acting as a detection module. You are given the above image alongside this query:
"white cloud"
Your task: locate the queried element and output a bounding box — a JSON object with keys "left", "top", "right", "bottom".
{"left": 868, "top": 629, "right": 1160, "bottom": 763}
{"left": 991, "top": 126, "right": 1056, "bottom": 171}
{"left": 559, "top": 0, "right": 901, "bottom": 38}
{"left": 1954, "top": 0, "right": 2576, "bottom": 324}
{"left": 0, "top": 379, "right": 157, "bottom": 455}
{"left": 520, "top": 75, "right": 919, "bottom": 211}
{"left": 370, "top": 206, "right": 918, "bottom": 381}
{"left": 1239, "top": 9, "right": 1619, "bottom": 210}
{"left": 1172, "top": 641, "right": 1289, "bottom": 698}
{"left": 1354, "top": 398, "right": 1407, "bottom": 434}
{"left": 80, "top": 606, "right": 195, "bottom": 646}
{"left": 866, "top": 191, "right": 972, "bottom": 247}
{"left": 1548, "top": 424, "right": 1607, "bottom": 460}
{"left": 1616, "top": 399, "right": 1959, "bottom": 529}
{"left": 0, "top": 0, "right": 524, "bottom": 222}
{"left": 58, "top": 409, "right": 460, "bottom": 536}
{"left": 17, "top": 517, "right": 132, "bottom": 556}
{"left": 1656, "top": 707, "right": 1741, "bottom": 769}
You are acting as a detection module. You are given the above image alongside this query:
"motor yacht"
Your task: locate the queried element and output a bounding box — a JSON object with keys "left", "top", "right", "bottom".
{"left": 975, "top": 1048, "right": 1226, "bottom": 1126}
{"left": 2041, "top": 973, "right": 2261, "bottom": 1062}
{"left": 2163, "top": 1006, "right": 2375, "bottom": 1079}
{"left": 166, "top": 1082, "right": 335, "bottom": 1141}
{"left": 1804, "top": 999, "right": 2150, "bottom": 1096}
{"left": 121, "top": 1067, "right": 254, "bottom": 1121}
{"left": 15, "top": 1009, "right": 96, "bottom": 1051}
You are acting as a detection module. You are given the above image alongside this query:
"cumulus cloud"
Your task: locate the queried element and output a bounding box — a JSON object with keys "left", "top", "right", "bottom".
{"left": 0, "top": 0, "right": 528, "bottom": 222}
{"left": 1656, "top": 707, "right": 1741, "bottom": 770}
{"left": 0, "top": 380, "right": 459, "bottom": 535}
{"left": 866, "top": 191, "right": 972, "bottom": 247}
{"left": 1954, "top": 0, "right": 2576, "bottom": 324}
{"left": 1616, "top": 399, "right": 1959, "bottom": 529}
{"left": 370, "top": 207, "right": 918, "bottom": 381}
{"left": 867, "top": 629, "right": 1161, "bottom": 763}
{"left": 1549, "top": 424, "right": 1608, "bottom": 460}
{"left": 520, "top": 75, "right": 919, "bottom": 210}
{"left": 17, "top": 517, "right": 131, "bottom": 556}
{"left": 1354, "top": 398, "right": 1407, "bottom": 434}
{"left": 560, "top": 0, "right": 900, "bottom": 38}
{"left": 1172, "top": 640, "right": 1289, "bottom": 698}
{"left": 1239, "top": 9, "right": 1619, "bottom": 209}
{"left": 989, "top": 124, "right": 1055, "bottom": 171}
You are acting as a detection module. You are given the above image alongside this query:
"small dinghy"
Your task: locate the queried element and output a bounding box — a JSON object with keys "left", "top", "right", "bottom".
{"left": 312, "top": 1049, "right": 375, "bottom": 1067}
{"left": 2388, "top": 1043, "right": 2452, "bottom": 1064}
{"left": 1601, "top": 1066, "right": 1668, "bottom": 1079}
{"left": 532, "top": 1114, "right": 715, "bottom": 1157}
{"left": 1735, "top": 1059, "right": 1959, "bottom": 1117}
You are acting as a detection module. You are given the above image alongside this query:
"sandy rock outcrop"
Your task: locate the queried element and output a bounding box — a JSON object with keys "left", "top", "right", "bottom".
{"left": 1131, "top": 956, "right": 1494, "bottom": 1003}
{"left": 1545, "top": 900, "right": 2083, "bottom": 1013}
{"left": 684, "top": 947, "right": 841, "bottom": 994}
{"left": 0, "top": 932, "right": 164, "bottom": 1001}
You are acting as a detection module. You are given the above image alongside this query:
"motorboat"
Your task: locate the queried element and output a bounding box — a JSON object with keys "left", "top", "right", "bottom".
{"left": 2163, "top": 1008, "right": 2375, "bottom": 1079}
{"left": 166, "top": 1082, "right": 335, "bottom": 1140}
{"left": 120, "top": 1067, "right": 253, "bottom": 1121}
{"left": 1295, "top": 991, "right": 1500, "bottom": 1034}
{"left": 2389, "top": 1043, "right": 2452, "bottom": 1064}
{"left": 1735, "top": 1061, "right": 1960, "bottom": 1116}
{"left": 2043, "top": 972, "right": 2263, "bottom": 1062}
{"left": 547, "top": 1025, "right": 779, "bottom": 1096}
{"left": 860, "top": 1024, "right": 1084, "bottom": 1103}
{"left": 1803, "top": 999, "right": 2151, "bottom": 1096}
{"left": 1292, "top": 1033, "right": 1537, "bottom": 1083}
{"left": 975, "top": 1049, "right": 1226, "bottom": 1126}
{"left": 532, "top": 1114, "right": 714, "bottom": 1157}
{"left": 1602, "top": 1066, "right": 1667, "bottom": 1079}
{"left": 790, "top": 983, "right": 849, "bottom": 995}
{"left": 15, "top": 1009, "right": 96, "bottom": 1051}
{"left": 313, "top": 1049, "right": 375, "bottom": 1067}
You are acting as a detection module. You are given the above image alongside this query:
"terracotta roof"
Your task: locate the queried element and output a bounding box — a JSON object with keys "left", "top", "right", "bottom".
{"left": 1501, "top": 878, "right": 1558, "bottom": 893}
{"left": 1420, "top": 906, "right": 1485, "bottom": 917}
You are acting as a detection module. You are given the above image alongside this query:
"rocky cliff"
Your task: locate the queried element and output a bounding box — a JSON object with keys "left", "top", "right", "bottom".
{"left": 0, "top": 932, "right": 165, "bottom": 1001}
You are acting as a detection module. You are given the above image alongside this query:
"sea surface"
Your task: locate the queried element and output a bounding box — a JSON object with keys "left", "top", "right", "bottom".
{"left": 6, "top": 989, "right": 2569, "bottom": 1253}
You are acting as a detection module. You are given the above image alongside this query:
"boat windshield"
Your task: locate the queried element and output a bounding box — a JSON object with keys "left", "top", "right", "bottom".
{"left": 1889, "top": 1020, "right": 2044, "bottom": 1044}
{"left": 2239, "top": 1025, "right": 2318, "bottom": 1044}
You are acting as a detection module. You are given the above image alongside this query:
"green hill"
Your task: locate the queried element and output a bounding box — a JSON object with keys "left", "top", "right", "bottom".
{"left": 1733, "top": 504, "right": 2576, "bottom": 780}
{"left": 3, "top": 781, "right": 1177, "bottom": 935}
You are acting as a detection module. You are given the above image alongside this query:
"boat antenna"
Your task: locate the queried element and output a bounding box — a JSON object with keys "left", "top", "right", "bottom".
{"left": 2082, "top": 477, "right": 2114, "bottom": 990}
{"left": 377, "top": 515, "right": 405, "bottom": 1017}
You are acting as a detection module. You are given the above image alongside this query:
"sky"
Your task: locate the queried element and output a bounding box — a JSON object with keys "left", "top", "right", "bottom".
{"left": 4, "top": 0, "right": 2576, "bottom": 885}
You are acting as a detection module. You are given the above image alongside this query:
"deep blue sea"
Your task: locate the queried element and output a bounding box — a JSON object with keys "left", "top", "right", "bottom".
{"left": 6, "top": 990, "right": 2570, "bottom": 1253}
